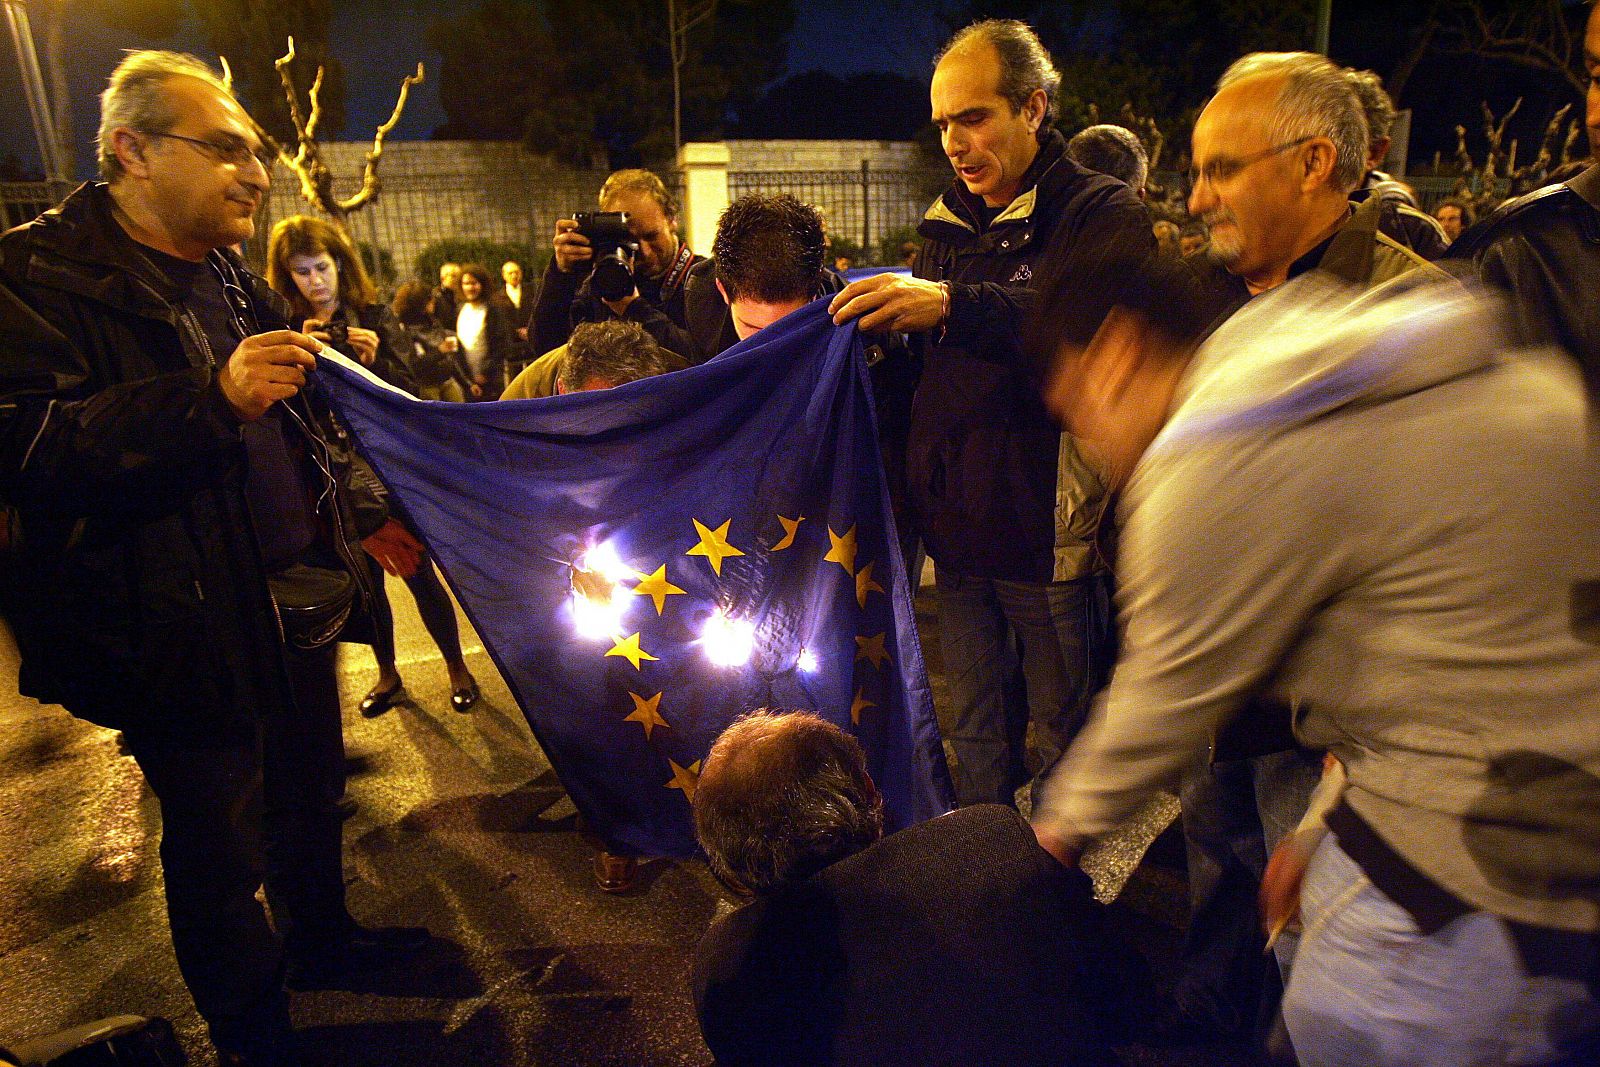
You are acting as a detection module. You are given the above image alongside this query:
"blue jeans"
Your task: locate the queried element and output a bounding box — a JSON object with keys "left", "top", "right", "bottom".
{"left": 1283, "top": 837, "right": 1600, "bottom": 1067}
{"left": 935, "top": 568, "right": 1102, "bottom": 807}
{"left": 1173, "top": 748, "right": 1322, "bottom": 1034}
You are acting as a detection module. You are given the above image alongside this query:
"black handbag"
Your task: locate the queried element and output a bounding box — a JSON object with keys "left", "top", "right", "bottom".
{"left": 267, "top": 562, "right": 357, "bottom": 651}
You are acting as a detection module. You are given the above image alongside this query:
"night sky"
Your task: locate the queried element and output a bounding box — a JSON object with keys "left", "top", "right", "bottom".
{"left": 0, "top": 0, "right": 936, "bottom": 179}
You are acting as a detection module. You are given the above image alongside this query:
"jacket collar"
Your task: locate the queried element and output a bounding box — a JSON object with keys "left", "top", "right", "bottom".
{"left": 922, "top": 127, "right": 1069, "bottom": 238}
{"left": 17, "top": 181, "right": 287, "bottom": 326}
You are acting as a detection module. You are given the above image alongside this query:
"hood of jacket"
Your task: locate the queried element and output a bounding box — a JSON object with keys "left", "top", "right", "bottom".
{"left": 1153, "top": 272, "right": 1506, "bottom": 459}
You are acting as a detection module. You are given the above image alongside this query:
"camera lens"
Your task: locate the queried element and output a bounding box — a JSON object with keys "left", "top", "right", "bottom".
{"left": 591, "top": 252, "right": 634, "bottom": 302}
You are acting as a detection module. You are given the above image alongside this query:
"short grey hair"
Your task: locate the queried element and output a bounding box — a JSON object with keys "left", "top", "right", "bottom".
{"left": 557, "top": 320, "right": 680, "bottom": 391}
{"left": 1067, "top": 124, "right": 1149, "bottom": 190}
{"left": 693, "top": 711, "right": 883, "bottom": 895}
{"left": 98, "top": 50, "right": 232, "bottom": 182}
{"left": 937, "top": 19, "right": 1061, "bottom": 123}
{"left": 1217, "top": 52, "right": 1369, "bottom": 193}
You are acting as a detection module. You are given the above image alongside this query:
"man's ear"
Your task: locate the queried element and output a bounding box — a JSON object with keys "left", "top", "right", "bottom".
{"left": 1022, "top": 89, "right": 1048, "bottom": 134}
{"left": 1300, "top": 138, "right": 1338, "bottom": 192}
{"left": 110, "top": 127, "right": 151, "bottom": 178}
{"left": 715, "top": 277, "right": 731, "bottom": 306}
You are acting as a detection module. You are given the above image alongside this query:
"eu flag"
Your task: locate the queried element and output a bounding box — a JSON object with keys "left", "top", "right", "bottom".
{"left": 314, "top": 300, "right": 954, "bottom": 856}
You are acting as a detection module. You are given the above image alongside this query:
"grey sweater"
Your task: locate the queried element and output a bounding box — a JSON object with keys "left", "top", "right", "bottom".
{"left": 1034, "top": 275, "right": 1600, "bottom": 931}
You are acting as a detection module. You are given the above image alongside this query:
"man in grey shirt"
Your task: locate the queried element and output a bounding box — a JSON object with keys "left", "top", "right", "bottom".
{"left": 1031, "top": 258, "right": 1600, "bottom": 1064}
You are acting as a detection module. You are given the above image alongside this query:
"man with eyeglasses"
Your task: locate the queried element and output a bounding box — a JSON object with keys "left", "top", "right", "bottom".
{"left": 0, "top": 51, "right": 424, "bottom": 1066}
{"left": 1136, "top": 51, "right": 1451, "bottom": 1051}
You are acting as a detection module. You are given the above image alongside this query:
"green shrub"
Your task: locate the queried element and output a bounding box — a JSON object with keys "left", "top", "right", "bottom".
{"left": 356, "top": 241, "right": 396, "bottom": 286}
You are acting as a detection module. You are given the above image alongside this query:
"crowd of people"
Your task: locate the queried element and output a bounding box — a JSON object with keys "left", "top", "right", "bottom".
{"left": 0, "top": 7, "right": 1596, "bottom": 1066}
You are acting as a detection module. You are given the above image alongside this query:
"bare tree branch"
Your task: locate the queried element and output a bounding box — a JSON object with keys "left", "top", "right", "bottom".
{"left": 1434, "top": 0, "right": 1586, "bottom": 97}
{"left": 338, "top": 63, "right": 425, "bottom": 214}
{"left": 231, "top": 36, "right": 422, "bottom": 232}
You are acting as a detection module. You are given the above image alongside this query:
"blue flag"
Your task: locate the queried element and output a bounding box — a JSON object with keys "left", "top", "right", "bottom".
{"left": 314, "top": 300, "right": 954, "bottom": 856}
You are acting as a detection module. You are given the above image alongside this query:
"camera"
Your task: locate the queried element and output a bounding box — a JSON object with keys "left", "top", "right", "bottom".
{"left": 574, "top": 210, "right": 638, "bottom": 302}
{"left": 321, "top": 321, "right": 349, "bottom": 349}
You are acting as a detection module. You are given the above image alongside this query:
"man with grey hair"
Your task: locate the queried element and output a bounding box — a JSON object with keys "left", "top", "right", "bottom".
{"left": 1144, "top": 49, "right": 1454, "bottom": 1050}
{"left": 555, "top": 320, "right": 684, "bottom": 393}
{"left": 1344, "top": 68, "right": 1450, "bottom": 257}
{"left": 830, "top": 19, "right": 1153, "bottom": 814}
{"left": 690, "top": 710, "right": 1128, "bottom": 1066}
{"left": 1067, "top": 123, "right": 1149, "bottom": 195}
{"left": 0, "top": 51, "right": 424, "bottom": 1066}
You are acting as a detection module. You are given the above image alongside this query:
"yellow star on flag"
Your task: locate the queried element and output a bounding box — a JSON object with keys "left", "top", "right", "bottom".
{"left": 624, "top": 691, "right": 669, "bottom": 738}
{"left": 606, "top": 632, "right": 658, "bottom": 670}
{"left": 666, "top": 758, "right": 701, "bottom": 800}
{"left": 632, "top": 564, "right": 686, "bottom": 615}
{"left": 824, "top": 524, "right": 858, "bottom": 577}
{"left": 855, "top": 561, "right": 885, "bottom": 608}
{"left": 687, "top": 518, "right": 745, "bottom": 576}
{"left": 849, "top": 686, "right": 875, "bottom": 725}
{"left": 855, "top": 631, "right": 889, "bottom": 670}
{"left": 773, "top": 514, "right": 805, "bottom": 551}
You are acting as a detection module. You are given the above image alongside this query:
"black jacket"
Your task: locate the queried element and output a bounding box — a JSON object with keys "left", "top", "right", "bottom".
{"left": 318, "top": 301, "right": 417, "bottom": 394}
{"left": 909, "top": 130, "right": 1153, "bottom": 581}
{"left": 1353, "top": 171, "right": 1450, "bottom": 260}
{"left": 0, "top": 183, "right": 378, "bottom": 741}
{"left": 1450, "top": 163, "right": 1600, "bottom": 399}
{"left": 531, "top": 245, "right": 704, "bottom": 358}
{"left": 691, "top": 805, "right": 1131, "bottom": 1067}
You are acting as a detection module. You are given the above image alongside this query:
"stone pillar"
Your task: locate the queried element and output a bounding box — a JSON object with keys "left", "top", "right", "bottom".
{"left": 679, "top": 142, "right": 730, "bottom": 259}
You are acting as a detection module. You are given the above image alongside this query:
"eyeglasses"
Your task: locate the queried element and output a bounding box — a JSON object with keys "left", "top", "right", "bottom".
{"left": 1189, "top": 137, "right": 1314, "bottom": 188}
{"left": 143, "top": 130, "right": 275, "bottom": 171}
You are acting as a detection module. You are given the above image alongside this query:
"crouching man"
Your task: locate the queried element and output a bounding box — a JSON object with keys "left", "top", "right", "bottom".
{"left": 691, "top": 710, "right": 1131, "bottom": 1067}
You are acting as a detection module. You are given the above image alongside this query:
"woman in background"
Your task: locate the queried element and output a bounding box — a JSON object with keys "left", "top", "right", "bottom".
{"left": 455, "top": 262, "right": 511, "bottom": 400}
{"left": 392, "top": 280, "right": 471, "bottom": 403}
{"left": 267, "top": 217, "right": 480, "bottom": 715}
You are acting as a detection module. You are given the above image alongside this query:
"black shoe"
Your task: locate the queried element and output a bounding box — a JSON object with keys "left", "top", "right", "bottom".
{"left": 450, "top": 680, "right": 480, "bottom": 713}
{"left": 284, "top": 923, "right": 431, "bottom": 990}
{"left": 359, "top": 681, "right": 405, "bottom": 717}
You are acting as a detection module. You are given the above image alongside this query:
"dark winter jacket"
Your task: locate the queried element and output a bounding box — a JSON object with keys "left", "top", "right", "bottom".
{"left": 909, "top": 129, "right": 1154, "bottom": 581}
{"left": 1450, "top": 163, "right": 1600, "bottom": 399}
{"left": 532, "top": 244, "right": 704, "bottom": 358}
{"left": 315, "top": 301, "right": 417, "bottom": 394}
{"left": 0, "top": 182, "right": 378, "bottom": 741}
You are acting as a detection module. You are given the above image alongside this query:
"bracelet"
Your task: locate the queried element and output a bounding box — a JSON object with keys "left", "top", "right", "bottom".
{"left": 939, "top": 280, "right": 951, "bottom": 326}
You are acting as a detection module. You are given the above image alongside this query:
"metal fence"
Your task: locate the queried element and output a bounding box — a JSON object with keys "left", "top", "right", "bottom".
{"left": 729, "top": 163, "right": 948, "bottom": 260}
{"left": 249, "top": 165, "right": 611, "bottom": 282}
{"left": 0, "top": 181, "right": 73, "bottom": 230}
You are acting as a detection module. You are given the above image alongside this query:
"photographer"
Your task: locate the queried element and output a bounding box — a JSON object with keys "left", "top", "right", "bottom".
{"left": 531, "top": 169, "right": 703, "bottom": 358}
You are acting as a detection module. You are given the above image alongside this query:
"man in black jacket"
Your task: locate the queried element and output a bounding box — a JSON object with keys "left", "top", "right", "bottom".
{"left": 0, "top": 52, "right": 422, "bottom": 1066}
{"left": 1450, "top": 1, "right": 1599, "bottom": 399}
{"left": 831, "top": 19, "right": 1152, "bottom": 809}
{"left": 531, "top": 169, "right": 703, "bottom": 359}
{"left": 691, "top": 711, "right": 1129, "bottom": 1067}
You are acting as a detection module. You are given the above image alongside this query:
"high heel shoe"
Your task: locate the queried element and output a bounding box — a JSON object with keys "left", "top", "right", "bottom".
{"left": 450, "top": 680, "right": 480, "bottom": 713}
{"left": 359, "top": 681, "right": 405, "bottom": 718}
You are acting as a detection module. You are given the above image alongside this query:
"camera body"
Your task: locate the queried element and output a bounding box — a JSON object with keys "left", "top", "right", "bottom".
{"left": 574, "top": 210, "right": 638, "bottom": 302}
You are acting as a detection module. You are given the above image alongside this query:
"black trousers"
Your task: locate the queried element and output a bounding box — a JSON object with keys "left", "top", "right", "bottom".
{"left": 121, "top": 644, "right": 348, "bottom": 1046}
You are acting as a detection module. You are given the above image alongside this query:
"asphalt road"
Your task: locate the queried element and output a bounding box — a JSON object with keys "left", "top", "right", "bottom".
{"left": 0, "top": 569, "right": 1256, "bottom": 1066}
